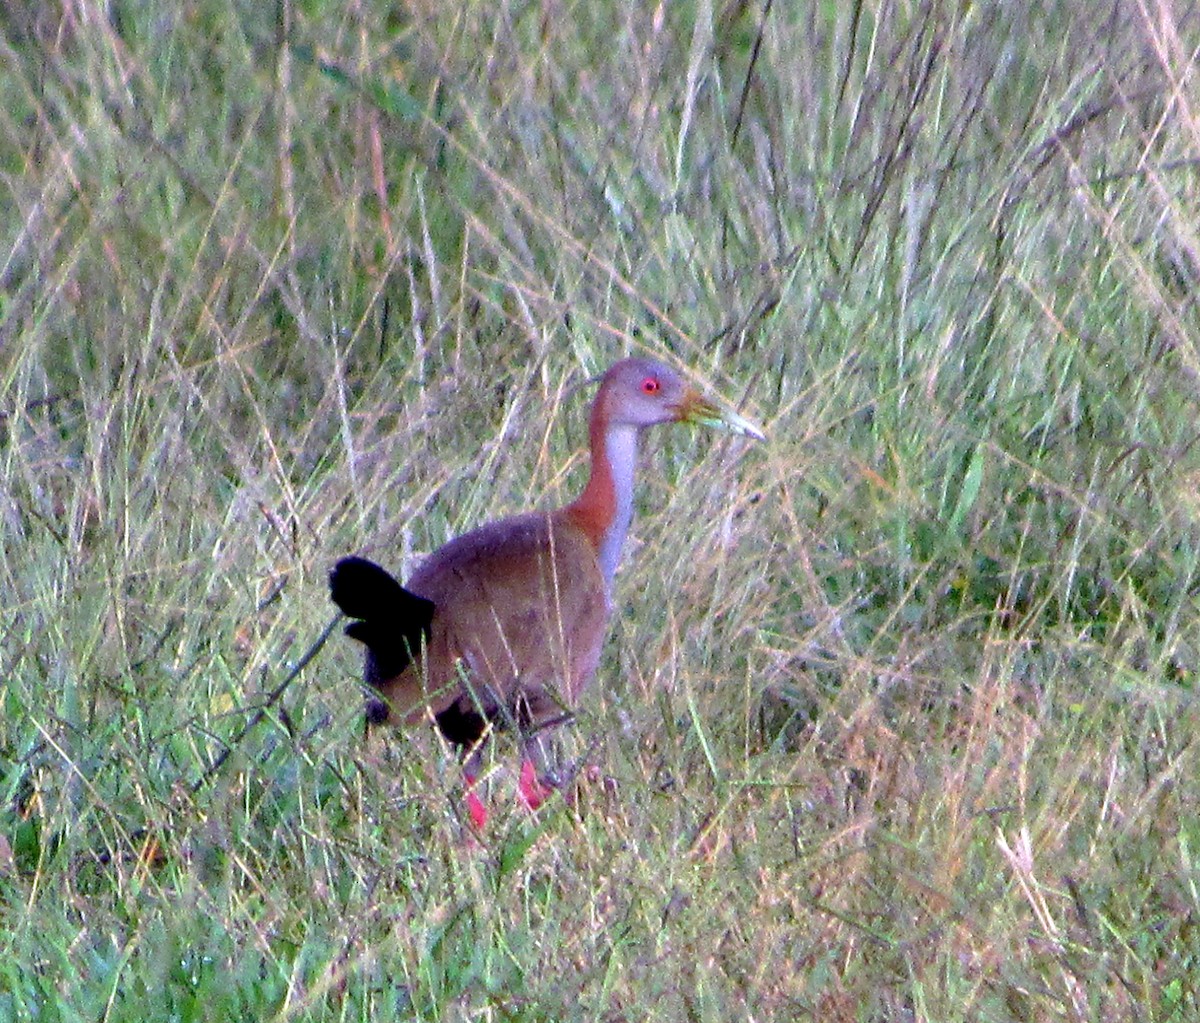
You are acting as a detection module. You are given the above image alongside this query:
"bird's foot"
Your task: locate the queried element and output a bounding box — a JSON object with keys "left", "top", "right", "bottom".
{"left": 463, "top": 773, "right": 489, "bottom": 829}
{"left": 518, "top": 759, "right": 556, "bottom": 811}
{"left": 464, "top": 763, "right": 557, "bottom": 825}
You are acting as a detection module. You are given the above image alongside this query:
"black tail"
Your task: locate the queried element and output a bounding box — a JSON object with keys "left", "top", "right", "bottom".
{"left": 329, "top": 556, "right": 435, "bottom": 687}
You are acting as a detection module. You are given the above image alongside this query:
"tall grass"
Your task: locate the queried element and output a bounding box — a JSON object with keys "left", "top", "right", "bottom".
{"left": 2, "top": 1, "right": 1199, "bottom": 1019}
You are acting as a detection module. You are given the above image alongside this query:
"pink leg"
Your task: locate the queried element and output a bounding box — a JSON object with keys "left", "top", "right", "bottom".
{"left": 518, "top": 759, "right": 555, "bottom": 810}
{"left": 464, "top": 772, "right": 488, "bottom": 829}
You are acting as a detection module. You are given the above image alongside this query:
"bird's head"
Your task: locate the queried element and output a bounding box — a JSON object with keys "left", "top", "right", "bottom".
{"left": 595, "top": 357, "right": 765, "bottom": 440}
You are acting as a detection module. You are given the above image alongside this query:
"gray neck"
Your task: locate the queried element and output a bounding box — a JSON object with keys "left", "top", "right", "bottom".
{"left": 597, "top": 425, "right": 639, "bottom": 585}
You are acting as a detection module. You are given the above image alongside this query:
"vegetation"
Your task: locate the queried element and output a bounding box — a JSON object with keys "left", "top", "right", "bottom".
{"left": 2, "top": 1, "right": 1199, "bottom": 1018}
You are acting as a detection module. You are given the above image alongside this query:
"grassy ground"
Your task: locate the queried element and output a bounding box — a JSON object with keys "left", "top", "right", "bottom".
{"left": 3, "top": 0, "right": 1200, "bottom": 1019}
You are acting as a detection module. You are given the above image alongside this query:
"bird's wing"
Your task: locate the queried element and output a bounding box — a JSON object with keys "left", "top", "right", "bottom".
{"left": 386, "top": 511, "right": 609, "bottom": 725}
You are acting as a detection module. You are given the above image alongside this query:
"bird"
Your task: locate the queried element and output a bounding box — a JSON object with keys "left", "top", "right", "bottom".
{"left": 329, "top": 357, "right": 764, "bottom": 826}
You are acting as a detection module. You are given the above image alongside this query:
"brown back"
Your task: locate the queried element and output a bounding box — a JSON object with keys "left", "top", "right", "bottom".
{"left": 376, "top": 510, "right": 610, "bottom": 729}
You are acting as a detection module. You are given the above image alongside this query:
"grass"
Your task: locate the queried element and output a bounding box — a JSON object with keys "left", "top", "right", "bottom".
{"left": 2, "top": 0, "right": 1200, "bottom": 1019}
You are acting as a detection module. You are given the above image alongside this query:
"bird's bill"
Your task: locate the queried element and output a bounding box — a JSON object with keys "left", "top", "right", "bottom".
{"left": 677, "top": 389, "right": 766, "bottom": 441}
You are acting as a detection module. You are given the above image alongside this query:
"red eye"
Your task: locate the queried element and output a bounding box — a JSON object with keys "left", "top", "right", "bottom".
{"left": 641, "top": 377, "right": 660, "bottom": 394}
